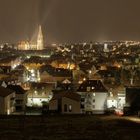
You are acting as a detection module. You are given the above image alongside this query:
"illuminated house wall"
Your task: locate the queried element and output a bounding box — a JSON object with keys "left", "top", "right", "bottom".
{"left": 80, "top": 92, "right": 108, "bottom": 114}
{"left": 77, "top": 80, "right": 108, "bottom": 114}
{"left": 49, "top": 92, "right": 81, "bottom": 114}
{"left": 107, "top": 85, "right": 126, "bottom": 110}
{"left": 0, "top": 56, "right": 21, "bottom": 69}
{"left": 0, "top": 87, "right": 15, "bottom": 115}
{"left": 27, "top": 83, "right": 54, "bottom": 107}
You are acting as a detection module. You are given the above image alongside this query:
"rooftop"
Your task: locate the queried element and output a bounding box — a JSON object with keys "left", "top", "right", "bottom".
{"left": 0, "top": 86, "right": 14, "bottom": 97}
{"left": 7, "top": 85, "right": 26, "bottom": 94}
{"left": 77, "top": 80, "right": 108, "bottom": 92}
{"left": 51, "top": 92, "right": 80, "bottom": 102}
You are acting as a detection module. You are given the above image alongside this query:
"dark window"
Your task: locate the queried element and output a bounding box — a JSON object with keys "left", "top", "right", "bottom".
{"left": 93, "top": 99, "right": 95, "bottom": 102}
{"left": 58, "top": 99, "right": 61, "bottom": 112}
{"left": 16, "top": 106, "right": 23, "bottom": 111}
{"left": 64, "top": 104, "right": 67, "bottom": 112}
{"left": 16, "top": 100, "right": 23, "bottom": 104}
{"left": 81, "top": 104, "right": 84, "bottom": 109}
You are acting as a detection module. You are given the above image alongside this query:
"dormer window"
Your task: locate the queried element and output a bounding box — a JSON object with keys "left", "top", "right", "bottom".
{"left": 87, "top": 87, "right": 90, "bottom": 92}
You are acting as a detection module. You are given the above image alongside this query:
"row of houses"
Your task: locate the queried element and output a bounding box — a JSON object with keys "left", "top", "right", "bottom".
{"left": 49, "top": 80, "right": 126, "bottom": 114}
{"left": 0, "top": 79, "right": 139, "bottom": 115}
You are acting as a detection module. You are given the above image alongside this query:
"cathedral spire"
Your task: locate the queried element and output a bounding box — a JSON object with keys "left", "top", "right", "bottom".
{"left": 37, "top": 25, "right": 44, "bottom": 50}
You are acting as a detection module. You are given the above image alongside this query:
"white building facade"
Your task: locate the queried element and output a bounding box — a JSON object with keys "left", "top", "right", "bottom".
{"left": 77, "top": 80, "right": 108, "bottom": 114}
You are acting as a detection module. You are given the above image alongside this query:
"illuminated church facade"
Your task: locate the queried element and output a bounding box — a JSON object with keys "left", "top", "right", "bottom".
{"left": 18, "top": 25, "right": 44, "bottom": 50}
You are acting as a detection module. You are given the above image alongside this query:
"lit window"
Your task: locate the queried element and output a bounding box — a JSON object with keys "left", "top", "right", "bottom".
{"left": 69, "top": 105, "right": 72, "bottom": 112}
{"left": 87, "top": 87, "right": 90, "bottom": 92}
{"left": 34, "top": 90, "right": 38, "bottom": 95}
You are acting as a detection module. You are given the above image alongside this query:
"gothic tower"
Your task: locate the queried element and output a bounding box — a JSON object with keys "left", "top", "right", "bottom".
{"left": 37, "top": 25, "right": 44, "bottom": 50}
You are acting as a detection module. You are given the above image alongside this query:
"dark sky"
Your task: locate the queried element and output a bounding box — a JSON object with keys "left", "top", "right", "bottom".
{"left": 0, "top": 0, "right": 140, "bottom": 44}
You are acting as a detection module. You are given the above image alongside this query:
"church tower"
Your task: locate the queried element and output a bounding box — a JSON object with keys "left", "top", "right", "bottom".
{"left": 37, "top": 25, "right": 44, "bottom": 50}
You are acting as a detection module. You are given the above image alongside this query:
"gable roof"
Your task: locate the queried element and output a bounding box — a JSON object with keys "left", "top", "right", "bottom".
{"left": 77, "top": 80, "right": 108, "bottom": 92}
{"left": 40, "top": 65, "right": 72, "bottom": 77}
{"left": 31, "top": 82, "right": 55, "bottom": 89}
{"left": 7, "top": 85, "right": 26, "bottom": 94}
{"left": 0, "top": 86, "right": 14, "bottom": 97}
{"left": 54, "top": 82, "right": 74, "bottom": 92}
{"left": 98, "top": 70, "right": 116, "bottom": 78}
{"left": 51, "top": 92, "right": 80, "bottom": 102}
{"left": 62, "top": 79, "right": 71, "bottom": 84}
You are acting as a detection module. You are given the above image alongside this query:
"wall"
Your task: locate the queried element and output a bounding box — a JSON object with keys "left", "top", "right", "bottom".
{"left": 79, "top": 92, "right": 108, "bottom": 114}
{"left": 0, "top": 97, "right": 5, "bottom": 114}
{"left": 62, "top": 97, "right": 80, "bottom": 114}
{"left": 2, "top": 93, "right": 15, "bottom": 114}
{"left": 49, "top": 100, "right": 58, "bottom": 111}
{"left": 93, "top": 92, "right": 107, "bottom": 113}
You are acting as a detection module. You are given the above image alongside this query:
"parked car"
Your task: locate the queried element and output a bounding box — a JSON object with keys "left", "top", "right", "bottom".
{"left": 115, "top": 109, "right": 124, "bottom": 116}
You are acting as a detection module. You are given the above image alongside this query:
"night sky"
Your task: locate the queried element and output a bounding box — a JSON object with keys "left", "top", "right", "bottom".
{"left": 0, "top": 0, "right": 140, "bottom": 44}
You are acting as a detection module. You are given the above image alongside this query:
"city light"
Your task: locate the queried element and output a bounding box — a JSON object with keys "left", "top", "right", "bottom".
{"left": 0, "top": 1, "right": 140, "bottom": 139}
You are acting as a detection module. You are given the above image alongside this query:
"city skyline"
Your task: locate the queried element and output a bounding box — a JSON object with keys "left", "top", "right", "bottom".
{"left": 0, "top": 0, "right": 140, "bottom": 44}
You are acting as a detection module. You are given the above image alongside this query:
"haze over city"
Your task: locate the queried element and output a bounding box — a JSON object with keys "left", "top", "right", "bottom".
{"left": 0, "top": 0, "right": 140, "bottom": 43}
{"left": 0, "top": 1, "right": 140, "bottom": 140}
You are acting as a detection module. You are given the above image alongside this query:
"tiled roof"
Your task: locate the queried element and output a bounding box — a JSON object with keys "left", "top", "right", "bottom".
{"left": 7, "top": 85, "right": 26, "bottom": 94}
{"left": 77, "top": 80, "right": 108, "bottom": 92}
{"left": 31, "top": 82, "right": 55, "bottom": 89}
{"left": 51, "top": 92, "right": 80, "bottom": 102}
{"left": 98, "top": 70, "right": 116, "bottom": 77}
{"left": 55, "top": 83, "right": 73, "bottom": 91}
{"left": 41, "top": 66, "right": 72, "bottom": 77}
{"left": 0, "top": 56, "right": 18, "bottom": 63}
{"left": 0, "top": 86, "right": 14, "bottom": 97}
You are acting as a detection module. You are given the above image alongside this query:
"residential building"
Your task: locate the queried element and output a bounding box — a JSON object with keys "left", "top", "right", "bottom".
{"left": 7, "top": 85, "right": 27, "bottom": 112}
{"left": 77, "top": 80, "right": 108, "bottom": 114}
{"left": 49, "top": 92, "right": 81, "bottom": 114}
{"left": 0, "top": 86, "right": 15, "bottom": 114}
{"left": 27, "top": 82, "right": 54, "bottom": 107}
{"left": 40, "top": 66, "right": 72, "bottom": 83}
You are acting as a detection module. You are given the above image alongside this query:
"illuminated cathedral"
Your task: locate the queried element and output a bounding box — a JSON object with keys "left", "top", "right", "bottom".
{"left": 18, "top": 25, "right": 44, "bottom": 50}
{"left": 37, "top": 25, "right": 44, "bottom": 50}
